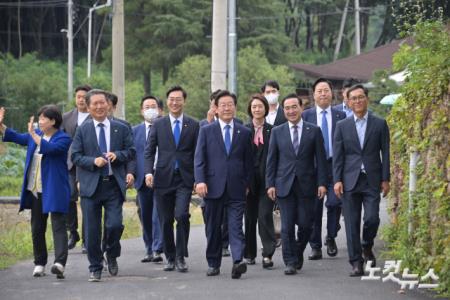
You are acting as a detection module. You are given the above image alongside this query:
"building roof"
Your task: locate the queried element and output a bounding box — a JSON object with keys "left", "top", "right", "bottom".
{"left": 290, "top": 39, "right": 411, "bottom": 82}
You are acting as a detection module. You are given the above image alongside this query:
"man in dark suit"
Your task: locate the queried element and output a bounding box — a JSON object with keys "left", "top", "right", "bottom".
{"left": 61, "top": 84, "right": 92, "bottom": 252}
{"left": 131, "top": 95, "right": 164, "bottom": 263}
{"left": 266, "top": 93, "right": 327, "bottom": 275}
{"left": 195, "top": 90, "right": 253, "bottom": 279}
{"left": 144, "top": 86, "right": 199, "bottom": 273}
{"left": 333, "top": 78, "right": 356, "bottom": 118}
{"left": 71, "top": 89, "right": 135, "bottom": 282}
{"left": 302, "top": 78, "right": 346, "bottom": 260}
{"left": 261, "top": 80, "right": 287, "bottom": 126}
{"left": 333, "top": 84, "right": 390, "bottom": 276}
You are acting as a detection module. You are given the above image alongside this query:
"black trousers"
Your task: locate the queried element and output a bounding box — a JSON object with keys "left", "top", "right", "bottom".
{"left": 277, "top": 177, "right": 315, "bottom": 267}
{"left": 244, "top": 188, "right": 276, "bottom": 260}
{"left": 155, "top": 173, "right": 191, "bottom": 261}
{"left": 342, "top": 172, "right": 380, "bottom": 264}
{"left": 31, "top": 193, "right": 68, "bottom": 266}
{"left": 66, "top": 172, "right": 82, "bottom": 238}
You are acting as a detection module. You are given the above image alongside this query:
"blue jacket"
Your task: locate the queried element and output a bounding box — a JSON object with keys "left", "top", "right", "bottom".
{"left": 194, "top": 121, "right": 253, "bottom": 200}
{"left": 3, "top": 128, "right": 71, "bottom": 213}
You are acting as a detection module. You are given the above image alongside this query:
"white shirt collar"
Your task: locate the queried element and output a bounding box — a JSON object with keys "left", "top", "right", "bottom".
{"left": 93, "top": 117, "right": 110, "bottom": 128}
{"left": 144, "top": 120, "right": 152, "bottom": 128}
{"left": 316, "top": 105, "right": 331, "bottom": 116}
{"left": 218, "top": 118, "right": 234, "bottom": 130}
{"left": 353, "top": 111, "right": 368, "bottom": 122}
{"left": 288, "top": 119, "right": 303, "bottom": 130}
{"left": 268, "top": 104, "right": 279, "bottom": 114}
{"left": 169, "top": 113, "right": 183, "bottom": 125}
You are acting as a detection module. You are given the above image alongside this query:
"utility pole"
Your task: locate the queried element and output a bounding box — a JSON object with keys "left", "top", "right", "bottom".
{"left": 112, "top": 0, "right": 125, "bottom": 119}
{"left": 334, "top": 0, "right": 349, "bottom": 61}
{"left": 211, "top": 0, "right": 228, "bottom": 93}
{"left": 67, "top": 0, "right": 74, "bottom": 104}
{"left": 227, "top": 0, "right": 237, "bottom": 94}
{"left": 87, "top": 0, "right": 112, "bottom": 78}
{"left": 354, "top": 0, "right": 361, "bottom": 55}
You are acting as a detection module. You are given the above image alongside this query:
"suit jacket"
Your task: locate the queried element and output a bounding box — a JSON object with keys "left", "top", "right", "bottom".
{"left": 333, "top": 113, "right": 390, "bottom": 191}
{"left": 273, "top": 105, "right": 287, "bottom": 126}
{"left": 245, "top": 122, "right": 272, "bottom": 193}
{"left": 194, "top": 121, "right": 253, "bottom": 200}
{"left": 130, "top": 122, "right": 149, "bottom": 190}
{"left": 61, "top": 108, "right": 79, "bottom": 171}
{"left": 266, "top": 121, "right": 327, "bottom": 198}
{"left": 144, "top": 114, "right": 199, "bottom": 189}
{"left": 71, "top": 118, "right": 136, "bottom": 200}
{"left": 3, "top": 128, "right": 71, "bottom": 213}
{"left": 332, "top": 103, "right": 344, "bottom": 112}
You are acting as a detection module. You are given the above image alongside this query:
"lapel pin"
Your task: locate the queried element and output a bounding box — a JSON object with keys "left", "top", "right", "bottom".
{"left": 237, "top": 130, "right": 240, "bottom": 134}
{"left": 114, "top": 129, "right": 118, "bottom": 133}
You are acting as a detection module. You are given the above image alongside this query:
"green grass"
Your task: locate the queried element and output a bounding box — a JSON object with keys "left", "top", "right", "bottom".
{"left": 0, "top": 201, "right": 203, "bottom": 270}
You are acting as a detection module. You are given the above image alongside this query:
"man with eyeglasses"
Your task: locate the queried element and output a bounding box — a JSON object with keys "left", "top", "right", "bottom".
{"left": 333, "top": 84, "right": 390, "bottom": 277}
{"left": 144, "top": 85, "right": 199, "bottom": 273}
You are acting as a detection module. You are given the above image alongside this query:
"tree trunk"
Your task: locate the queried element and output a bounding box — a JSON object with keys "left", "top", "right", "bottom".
{"left": 305, "top": 8, "right": 313, "bottom": 50}
{"left": 17, "top": 0, "right": 22, "bottom": 58}
{"left": 162, "top": 64, "right": 169, "bottom": 84}
{"left": 361, "top": 11, "right": 369, "bottom": 49}
{"left": 143, "top": 70, "right": 151, "bottom": 95}
{"left": 375, "top": 3, "right": 396, "bottom": 47}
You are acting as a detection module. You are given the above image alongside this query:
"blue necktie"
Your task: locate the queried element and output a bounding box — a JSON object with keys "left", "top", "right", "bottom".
{"left": 173, "top": 120, "right": 180, "bottom": 169}
{"left": 98, "top": 123, "right": 108, "bottom": 176}
{"left": 292, "top": 125, "right": 299, "bottom": 154}
{"left": 224, "top": 124, "right": 231, "bottom": 155}
{"left": 321, "top": 110, "right": 330, "bottom": 158}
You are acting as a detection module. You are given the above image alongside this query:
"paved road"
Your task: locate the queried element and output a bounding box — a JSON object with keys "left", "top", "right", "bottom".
{"left": 0, "top": 201, "right": 435, "bottom": 300}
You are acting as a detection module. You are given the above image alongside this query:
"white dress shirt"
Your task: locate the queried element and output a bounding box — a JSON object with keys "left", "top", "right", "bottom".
{"left": 288, "top": 119, "right": 303, "bottom": 147}
{"left": 316, "top": 105, "right": 333, "bottom": 157}
{"left": 218, "top": 118, "right": 234, "bottom": 143}
{"left": 169, "top": 113, "right": 184, "bottom": 135}
{"left": 77, "top": 111, "right": 90, "bottom": 126}
{"left": 93, "top": 118, "right": 112, "bottom": 175}
{"left": 265, "top": 104, "right": 279, "bottom": 125}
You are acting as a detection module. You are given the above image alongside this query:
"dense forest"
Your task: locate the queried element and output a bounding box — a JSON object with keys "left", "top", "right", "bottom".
{"left": 0, "top": 0, "right": 448, "bottom": 128}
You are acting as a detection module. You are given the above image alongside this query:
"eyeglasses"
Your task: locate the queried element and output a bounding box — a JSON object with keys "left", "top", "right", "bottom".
{"left": 349, "top": 95, "right": 367, "bottom": 102}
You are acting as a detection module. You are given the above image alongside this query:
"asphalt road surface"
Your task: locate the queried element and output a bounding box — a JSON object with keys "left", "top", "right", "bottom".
{"left": 0, "top": 200, "right": 437, "bottom": 300}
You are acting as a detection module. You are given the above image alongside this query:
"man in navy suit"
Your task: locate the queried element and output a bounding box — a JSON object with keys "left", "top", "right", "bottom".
{"left": 333, "top": 84, "right": 390, "bottom": 276}
{"left": 144, "top": 86, "right": 199, "bottom": 273}
{"left": 302, "top": 78, "right": 346, "bottom": 260}
{"left": 333, "top": 78, "right": 355, "bottom": 118}
{"left": 266, "top": 94, "right": 327, "bottom": 275}
{"left": 71, "top": 89, "right": 135, "bottom": 282}
{"left": 195, "top": 90, "right": 253, "bottom": 279}
{"left": 131, "top": 95, "right": 164, "bottom": 263}
{"left": 261, "top": 80, "right": 287, "bottom": 126}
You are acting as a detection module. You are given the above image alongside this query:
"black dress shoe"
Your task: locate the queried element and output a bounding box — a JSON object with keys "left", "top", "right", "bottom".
{"left": 284, "top": 265, "right": 297, "bottom": 275}
{"left": 262, "top": 257, "right": 273, "bottom": 269}
{"left": 222, "top": 248, "right": 230, "bottom": 257}
{"left": 231, "top": 261, "right": 247, "bottom": 279}
{"left": 68, "top": 231, "right": 80, "bottom": 250}
{"left": 107, "top": 256, "right": 118, "bottom": 276}
{"left": 308, "top": 248, "right": 323, "bottom": 260}
{"left": 175, "top": 257, "right": 188, "bottom": 273}
{"left": 81, "top": 242, "right": 87, "bottom": 254}
{"left": 296, "top": 252, "right": 304, "bottom": 270}
{"left": 141, "top": 254, "right": 153, "bottom": 263}
{"left": 363, "top": 247, "right": 376, "bottom": 267}
{"left": 163, "top": 260, "right": 175, "bottom": 271}
{"left": 89, "top": 270, "right": 102, "bottom": 282}
{"left": 326, "top": 237, "right": 338, "bottom": 257}
{"left": 349, "top": 261, "right": 364, "bottom": 277}
{"left": 244, "top": 258, "right": 255, "bottom": 265}
{"left": 206, "top": 267, "right": 220, "bottom": 276}
{"left": 152, "top": 252, "right": 163, "bottom": 263}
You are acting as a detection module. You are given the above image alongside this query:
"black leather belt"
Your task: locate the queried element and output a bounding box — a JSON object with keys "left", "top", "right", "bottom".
{"left": 101, "top": 175, "right": 115, "bottom": 181}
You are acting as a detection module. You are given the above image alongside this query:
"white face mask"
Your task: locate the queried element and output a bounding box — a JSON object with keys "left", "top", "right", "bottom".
{"left": 265, "top": 93, "right": 279, "bottom": 105}
{"left": 143, "top": 108, "right": 159, "bottom": 122}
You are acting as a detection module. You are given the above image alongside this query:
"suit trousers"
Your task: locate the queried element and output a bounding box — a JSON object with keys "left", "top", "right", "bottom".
{"left": 309, "top": 159, "right": 342, "bottom": 249}
{"left": 245, "top": 188, "right": 276, "bottom": 259}
{"left": 155, "top": 173, "right": 191, "bottom": 261}
{"left": 277, "top": 177, "right": 315, "bottom": 267}
{"left": 31, "top": 193, "right": 68, "bottom": 266}
{"left": 136, "top": 190, "right": 163, "bottom": 253}
{"left": 81, "top": 177, "right": 124, "bottom": 272}
{"left": 137, "top": 184, "right": 154, "bottom": 255}
{"left": 66, "top": 171, "right": 80, "bottom": 235}
{"left": 204, "top": 190, "right": 246, "bottom": 268}
{"left": 342, "top": 172, "right": 380, "bottom": 264}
